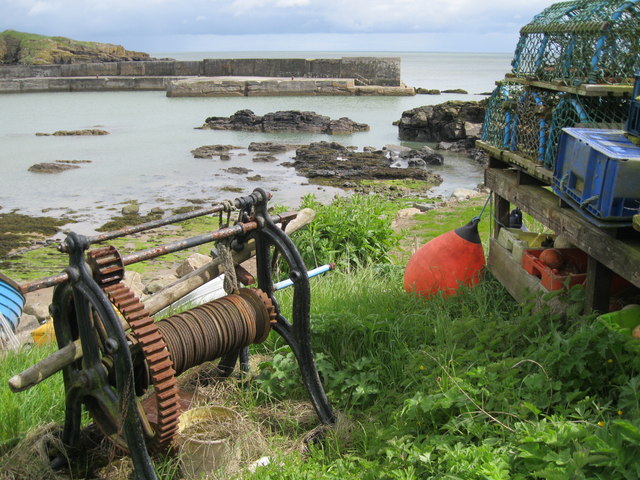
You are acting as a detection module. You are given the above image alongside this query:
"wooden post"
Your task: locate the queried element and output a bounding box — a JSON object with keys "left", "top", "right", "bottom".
{"left": 584, "top": 256, "right": 613, "bottom": 314}
{"left": 494, "top": 193, "right": 510, "bottom": 238}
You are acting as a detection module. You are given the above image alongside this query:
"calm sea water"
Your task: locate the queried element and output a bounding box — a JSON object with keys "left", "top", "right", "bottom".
{"left": 0, "top": 52, "right": 511, "bottom": 234}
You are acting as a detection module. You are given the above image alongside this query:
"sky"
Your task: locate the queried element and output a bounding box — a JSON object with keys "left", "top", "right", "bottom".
{"left": 1, "top": 0, "right": 559, "bottom": 53}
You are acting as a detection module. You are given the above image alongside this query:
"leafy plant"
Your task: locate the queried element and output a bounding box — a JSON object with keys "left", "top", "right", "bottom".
{"left": 291, "top": 194, "right": 400, "bottom": 269}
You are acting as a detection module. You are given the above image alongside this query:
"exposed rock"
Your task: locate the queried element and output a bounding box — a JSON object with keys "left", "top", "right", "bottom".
{"left": 176, "top": 253, "right": 211, "bottom": 278}
{"left": 36, "top": 129, "right": 109, "bottom": 136}
{"left": 121, "top": 203, "right": 139, "bottom": 215}
{"left": 23, "top": 303, "right": 50, "bottom": 322}
{"left": 416, "top": 88, "right": 441, "bottom": 95}
{"left": 224, "top": 167, "right": 252, "bottom": 175}
{"left": 247, "top": 175, "right": 263, "bottom": 181}
{"left": 396, "top": 101, "right": 486, "bottom": 143}
{"left": 412, "top": 202, "right": 440, "bottom": 212}
{"left": 248, "top": 142, "right": 299, "bottom": 152}
{"left": 191, "top": 145, "right": 241, "bottom": 159}
{"left": 123, "top": 271, "right": 145, "bottom": 299}
{"left": 0, "top": 30, "right": 151, "bottom": 65}
{"left": 253, "top": 154, "right": 278, "bottom": 163}
{"left": 400, "top": 146, "right": 444, "bottom": 166}
{"left": 145, "top": 274, "right": 178, "bottom": 295}
{"left": 150, "top": 207, "right": 165, "bottom": 215}
{"left": 28, "top": 162, "right": 80, "bottom": 173}
{"left": 382, "top": 144, "right": 412, "bottom": 154}
{"left": 449, "top": 188, "right": 484, "bottom": 202}
{"left": 16, "top": 314, "right": 40, "bottom": 345}
{"left": 442, "top": 89, "right": 468, "bottom": 94}
{"left": 292, "top": 141, "right": 442, "bottom": 186}
{"left": 199, "top": 110, "right": 369, "bottom": 135}
{"left": 436, "top": 138, "right": 489, "bottom": 164}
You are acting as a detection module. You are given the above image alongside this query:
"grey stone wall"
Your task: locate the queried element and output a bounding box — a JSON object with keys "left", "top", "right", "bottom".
{"left": 0, "top": 57, "right": 401, "bottom": 86}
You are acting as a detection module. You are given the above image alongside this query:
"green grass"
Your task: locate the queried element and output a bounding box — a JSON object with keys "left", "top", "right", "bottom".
{"left": 2, "top": 195, "right": 640, "bottom": 479}
{"left": 0, "top": 344, "right": 65, "bottom": 446}
{"left": 250, "top": 267, "right": 640, "bottom": 479}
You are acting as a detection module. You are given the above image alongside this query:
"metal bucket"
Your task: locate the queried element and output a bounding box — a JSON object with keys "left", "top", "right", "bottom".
{"left": 178, "top": 405, "right": 241, "bottom": 479}
{"left": 0, "top": 273, "right": 25, "bottom": 332}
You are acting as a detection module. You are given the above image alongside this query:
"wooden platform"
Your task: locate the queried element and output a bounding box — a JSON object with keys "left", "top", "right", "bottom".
{"left": 485, "top": 166, "right": 640, "bottom": 313}
{"left": 502, "top": 75, "right": 634, "bottom": 97}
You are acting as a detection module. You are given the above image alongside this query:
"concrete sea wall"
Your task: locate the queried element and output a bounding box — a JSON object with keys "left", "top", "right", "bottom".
{"left": 0, "top": 56, "right": 401, "bottom": 87}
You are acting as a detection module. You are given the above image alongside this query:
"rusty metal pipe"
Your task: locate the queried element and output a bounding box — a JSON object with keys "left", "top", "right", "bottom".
{"left": 19, "top": 212, "right": 295, "bottom": 295}
{"left": 58, "top": 204, "right": 227, "bottom": 253}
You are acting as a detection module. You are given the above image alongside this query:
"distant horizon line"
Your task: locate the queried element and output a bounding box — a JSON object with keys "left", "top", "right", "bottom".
{"left": 150, "top": 50, "right": 513, "bottom": 55}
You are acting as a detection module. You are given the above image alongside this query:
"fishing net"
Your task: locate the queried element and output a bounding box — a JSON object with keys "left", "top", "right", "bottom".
{"left": 511, "top": 0, "right": 640, "bottom": 85}
{"left": 544, "top": 94, "right": 630, "bottom": 168}
{"left": 481, "top": 82, "right": 629, "bottom": 168}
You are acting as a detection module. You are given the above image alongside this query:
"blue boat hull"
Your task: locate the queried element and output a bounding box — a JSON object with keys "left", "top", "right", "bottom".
{"left": 0, "top": 273, "right": 25, "bottom": 332}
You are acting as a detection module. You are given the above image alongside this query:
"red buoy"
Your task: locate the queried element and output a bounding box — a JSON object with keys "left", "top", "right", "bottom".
{"left": 404, "top": 218, "right": 485, "bottom": 298}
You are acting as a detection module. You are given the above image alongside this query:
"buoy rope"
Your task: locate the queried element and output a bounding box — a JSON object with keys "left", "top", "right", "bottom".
{"left": 472, "top": 192, "right": 492, "bottom": 223}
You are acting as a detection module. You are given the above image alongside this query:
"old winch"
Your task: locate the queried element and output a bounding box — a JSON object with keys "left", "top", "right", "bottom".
{"left": 7, "top": 188, "right": 334, "bottom": 480}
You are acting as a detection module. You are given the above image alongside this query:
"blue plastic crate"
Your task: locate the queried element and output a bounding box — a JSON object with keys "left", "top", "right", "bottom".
{"left": 627, "top": 75, "right": 640, "bottom": 137}
{"left": 553, "top": 128, "right": 640, "bottom": 223}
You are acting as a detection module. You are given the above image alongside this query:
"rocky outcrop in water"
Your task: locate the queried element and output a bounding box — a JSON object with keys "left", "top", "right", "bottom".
{"left": 292, "top": 141, "right": 442, "bottom": 186}
{"left": 396, "top": 100, "right": 487, "bottom": 163}
{"left": 0, "top": 30, "right": 151, "bottom": 65}
{"left": 191, "top": 145, "right": 242, "bottom": 159}
{"left": 35, "top": 129, "right": 109, "bottom": 136}
{"left": 28, "top": 160, "right": 91, "bottom": 173}
{"left": 199, "top": 110, "right": 369, "bottom": 135}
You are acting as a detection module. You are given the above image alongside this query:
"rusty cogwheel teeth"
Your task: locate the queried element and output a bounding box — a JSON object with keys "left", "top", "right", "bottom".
{"left": 87, "top": 245, "right": 125, "bottom": 287}
{"left": 251, "top": 288, "right": 277, "bottom": 324}
{"left": 102, "top": 281, "right": 180, "bottom": 453}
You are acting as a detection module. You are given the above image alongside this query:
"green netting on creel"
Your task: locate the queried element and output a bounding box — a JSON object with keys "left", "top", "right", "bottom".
{"left": 481, "top": 83, "right": 629, "bottom": 169}
{"left": 545, "top": 94, "right": 630, "bottom": 168}
{"left": 481, "top": 83, "right": 559, "bottom": 164}
{"left": 511, "top": 0, "right": 640, "bottom": 85}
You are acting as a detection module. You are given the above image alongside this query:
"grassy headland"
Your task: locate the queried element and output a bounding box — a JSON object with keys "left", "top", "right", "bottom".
{"left": 0, "top": 30, "right": 150, "bottom": 65}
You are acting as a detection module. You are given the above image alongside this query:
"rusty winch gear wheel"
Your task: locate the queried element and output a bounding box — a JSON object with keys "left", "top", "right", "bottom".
{"left": 103, "top": 282, "right": 181, "bottom": 452}
{"left": 86, "top": 246, "right": 277, "bottom": 453}
{"left": 88, "top": 246, "right": 180, "bottom": 452}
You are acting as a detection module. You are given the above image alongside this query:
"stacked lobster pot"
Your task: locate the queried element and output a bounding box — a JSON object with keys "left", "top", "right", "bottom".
{"left": 481, "top": 0, "right": 639, "bottom": 172}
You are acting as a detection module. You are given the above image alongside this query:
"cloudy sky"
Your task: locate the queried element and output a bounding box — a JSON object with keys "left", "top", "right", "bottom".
{"left": 2, "top": 0, "right": 558, "bottom": 53}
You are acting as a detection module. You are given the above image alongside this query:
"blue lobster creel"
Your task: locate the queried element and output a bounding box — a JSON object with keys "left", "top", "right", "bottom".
{"left": 0, "top": 273, "right": 25, "bottom": 332}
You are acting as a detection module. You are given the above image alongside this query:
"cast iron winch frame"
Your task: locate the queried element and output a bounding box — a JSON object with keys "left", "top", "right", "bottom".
{"left": 46, "top": 188, "right": 334, "bottom": 479}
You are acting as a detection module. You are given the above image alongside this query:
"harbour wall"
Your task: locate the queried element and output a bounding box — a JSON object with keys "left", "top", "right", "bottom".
{"left": 0, "top": 57, "right": 401, "bottom": 86}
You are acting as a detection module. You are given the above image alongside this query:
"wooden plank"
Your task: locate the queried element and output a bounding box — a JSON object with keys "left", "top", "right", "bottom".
{"left": 502, "top": 76, "right": 633, "bottom": 97}
{"left": 485, "top": 167, "right": 640, "bottom": 288}
{"left": 476, "top": 141, "right": 553, "bottom": 184}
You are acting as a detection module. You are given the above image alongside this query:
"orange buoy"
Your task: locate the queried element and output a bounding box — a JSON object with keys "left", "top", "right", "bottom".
{"left": 404, "top": 218, "right": 485, "bottom": 298}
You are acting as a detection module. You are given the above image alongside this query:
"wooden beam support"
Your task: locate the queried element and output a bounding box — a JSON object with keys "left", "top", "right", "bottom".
{"left": 584, "top": 257, "right": 613, "bottom": 314}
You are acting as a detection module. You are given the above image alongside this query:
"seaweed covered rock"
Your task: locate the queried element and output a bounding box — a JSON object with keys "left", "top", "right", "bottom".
{"left": 292, "top": 141, "right": 442, "bottom": 186}
{"left": 199, "top": 110, "right": 369, "bottom": 135}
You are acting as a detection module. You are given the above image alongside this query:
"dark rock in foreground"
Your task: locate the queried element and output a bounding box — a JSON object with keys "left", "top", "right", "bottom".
{"left": 396, "top": 100, "right": 485, "bottom": 143}
{"left": 292, "top": 141, "right": 442, "bottom": 185}
{"left": 199, "top": 110, "right": 369, "bottom": 135}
